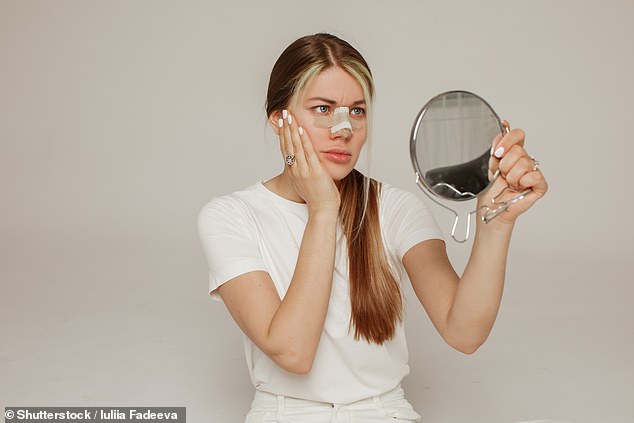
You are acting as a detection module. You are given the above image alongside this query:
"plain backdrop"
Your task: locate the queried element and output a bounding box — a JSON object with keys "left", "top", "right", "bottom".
{"left": 1, "top": 1, "right": 632, "bottom": 422}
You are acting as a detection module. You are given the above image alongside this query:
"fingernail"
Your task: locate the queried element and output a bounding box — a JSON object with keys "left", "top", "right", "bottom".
{"left": 298, "top": 127, "right": 303, "bottom": 135}
{"left": 494, "top": 146, "right": 505, "bottom": 158}
{"left": 278, "top": 118, "right": 283, "bottom": 128}
{"left": 282, "top": 110, "right": 288, "bottom": 119}
{"left": 490, "top": 144, "right": 495, "bottom": 156}
{"left": 288, "top": 115, "right": 292, "bottom": 125}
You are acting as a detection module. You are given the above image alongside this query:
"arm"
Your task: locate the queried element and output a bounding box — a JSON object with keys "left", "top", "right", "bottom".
{"left": 218, "top": 111, "right": 340, "bottom": 374}
{"left": 218, "top": 208, "right": 337, "bottom": 374}
{"left": 404, "top": 125, "right": 547, "bottom": 354}
{"left": 403, "top": 223, "right": 513, "bottom": 354}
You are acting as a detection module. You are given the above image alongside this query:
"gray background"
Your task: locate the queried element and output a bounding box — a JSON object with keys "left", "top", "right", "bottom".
{"left": 1, "top": 1, "right": 632, "bottom": 422}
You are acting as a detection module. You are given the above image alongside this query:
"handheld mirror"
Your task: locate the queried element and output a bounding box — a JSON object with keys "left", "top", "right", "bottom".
{"left": 410, "top": 90, "right": 529, "bottom": 242}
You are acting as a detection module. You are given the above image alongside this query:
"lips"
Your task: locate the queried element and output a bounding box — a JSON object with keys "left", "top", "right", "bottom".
{"left": 322, "top": 149, "right": 352, "bottom": 163}
{"left": 324, "top": 148, "right": 350, "bottom": 154}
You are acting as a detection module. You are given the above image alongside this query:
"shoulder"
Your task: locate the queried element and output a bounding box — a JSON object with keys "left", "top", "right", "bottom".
{"left": 197, "top": 183, "right": 261, "bottom": 231}
{"left": 379, "top": 181, "right": 413, "bottom": 199}
{"left": 378, "top": 181, "right": 427, "bottom": 211}
{"left": 375, "top": 180, "right": 444, "bottom": 258}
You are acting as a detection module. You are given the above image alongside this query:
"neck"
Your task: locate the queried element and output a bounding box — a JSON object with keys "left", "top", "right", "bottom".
{"left": 263, "top": 171, "right": 342, "bottom": 203}
{"left": 263, "top": 173, "right": 305, "bottom": 203}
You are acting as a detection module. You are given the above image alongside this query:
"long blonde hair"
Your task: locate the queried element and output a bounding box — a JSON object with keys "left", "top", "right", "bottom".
{"left": 265, "top": 34, "right": 402, "bottom": 344}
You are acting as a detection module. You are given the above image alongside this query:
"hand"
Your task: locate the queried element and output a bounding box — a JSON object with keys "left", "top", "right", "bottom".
{"left": 481, "top": 120, "right": 548, "bottom": 225}
{"left": 277, "top": 110, "right": 340, "bottom": 214}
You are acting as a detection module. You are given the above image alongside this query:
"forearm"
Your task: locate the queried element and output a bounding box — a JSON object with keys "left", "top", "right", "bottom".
{"left": 266, "top": 209, "right": 338, "bottom": 372}
{"left": 445, "top": 219, "right": 514, "bottom": 352}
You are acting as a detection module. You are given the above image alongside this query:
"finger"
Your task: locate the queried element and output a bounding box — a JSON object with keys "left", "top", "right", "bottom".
{"left": 281, "top": 110, "right": 303, "bottom": 172}
{"left": 487, "top": 133, "right": 504, "bottom": 180}
{"left": 479, "top": 170, "right": 509, "bottom": 208}
{"left": 498, "top": 144, "right": 527, "bottom": 179}
{"left": 490, "top": 132, "right": 504, "bottom": 156}
{"left": 492, "top": 127, "right": 525, "bottom": 160}
{"left": 278, "top": 114, "right": 293, "bottom": 160}
{"left": 299, "top": 126, "right": 323, "bottom": 170}
{"left": 504, "top": 155, "right": 535, "bottom": 190}
{"left": 490, "top": 120, "right": 509, "bottom": 156}
{"left": 510, "top": 183, "right": 545, "bottom": 214}
{"left": 485, "top": 169, "right": 508, "bottom": 194}
{"left": 285, "top": 110, "right": 307, "bottom": 171}
{"left": 518, "top": 169, "right": 548, "bottom": 198}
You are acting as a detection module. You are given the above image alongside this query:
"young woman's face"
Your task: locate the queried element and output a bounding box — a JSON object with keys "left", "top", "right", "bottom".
{"left": 292, "top": 67, "right": 368, "bottom": 181}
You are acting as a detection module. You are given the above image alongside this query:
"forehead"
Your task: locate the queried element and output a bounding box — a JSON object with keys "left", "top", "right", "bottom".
{"left": 301, "top": 67, "right": 364, "bottom": 103}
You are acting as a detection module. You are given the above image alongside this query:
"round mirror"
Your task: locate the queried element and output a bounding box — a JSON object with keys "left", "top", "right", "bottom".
{"left": 410, "top": 90, "right": 505, "bottom": 242}
{"left": 410, "top": 90, "right": 503, "bottom": 201}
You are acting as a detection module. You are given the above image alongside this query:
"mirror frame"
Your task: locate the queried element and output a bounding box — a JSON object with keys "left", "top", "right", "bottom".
{"left": 409, "top": 90, "right": 504, "bottom": 203}
{"left": 409, "top": 90, "right": 505, "bottom": 242}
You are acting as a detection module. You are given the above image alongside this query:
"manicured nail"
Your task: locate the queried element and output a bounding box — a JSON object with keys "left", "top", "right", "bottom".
{"left": 282, "top": 110, "right": 288, "bottom": 119}
{"left": 490, "top": 144, "right": 495, "bottom": 156}
{"left": 494, "top": 146, "right": 505, "bottom": 158}
{"left": 298, "top": 127, "right": 303, "bottom": 135}
{"left": 278, "top": 118, "right": 283, "bottom": 127}
{"left": 288, "top": 115, "right": 292, "bottom": 125}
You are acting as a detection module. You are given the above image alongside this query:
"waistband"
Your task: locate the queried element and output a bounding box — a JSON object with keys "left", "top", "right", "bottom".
{"left": 251, "top": 384, "right": 406, "bottom": 410}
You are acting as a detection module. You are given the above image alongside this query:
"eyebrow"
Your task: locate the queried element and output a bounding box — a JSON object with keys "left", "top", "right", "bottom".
{"left": 305, "top": 97, "right": 366, "bottom": 106}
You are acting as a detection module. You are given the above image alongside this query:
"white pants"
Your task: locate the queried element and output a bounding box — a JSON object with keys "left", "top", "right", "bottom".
{"left": 243, "top": 385, "right": 422, "bottom": 423}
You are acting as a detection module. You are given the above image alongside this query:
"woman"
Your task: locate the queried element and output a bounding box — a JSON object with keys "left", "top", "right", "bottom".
{"left": 198, "top": 33, "right": 547, "bottom": 422}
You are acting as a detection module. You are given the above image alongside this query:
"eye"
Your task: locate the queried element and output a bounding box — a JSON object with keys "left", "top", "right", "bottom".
{"left": 314, "top": 105, "right": 330, "bottom": 114}
{"left": 350, "top": 107, "right": 365, "bottom": 117}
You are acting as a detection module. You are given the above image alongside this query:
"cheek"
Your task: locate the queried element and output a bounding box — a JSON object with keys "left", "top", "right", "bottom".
{"left": 303, "top": 125, "right": 328, "bottom": 142}
{"left": 301, "top": 128, "right": 322, "bottom": 153}
{"left": 294, "top": 111, "right": 315, "bottom": 130}
{"left": 353, "top": 128, "right": 368, "bottom": 147}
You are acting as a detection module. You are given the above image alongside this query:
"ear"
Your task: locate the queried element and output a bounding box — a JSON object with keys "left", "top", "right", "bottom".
{"left": 268, "top": 110, "right": 282, "bottom": 135}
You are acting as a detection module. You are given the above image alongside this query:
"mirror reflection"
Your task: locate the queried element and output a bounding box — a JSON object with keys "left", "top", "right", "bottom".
{"left": 411, "top": 91, "right": 502, "bottom": 201}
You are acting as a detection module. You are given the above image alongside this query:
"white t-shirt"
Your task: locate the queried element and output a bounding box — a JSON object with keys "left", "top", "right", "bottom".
{"left": 197, "top": 180, "right": 443, "bottom": 403}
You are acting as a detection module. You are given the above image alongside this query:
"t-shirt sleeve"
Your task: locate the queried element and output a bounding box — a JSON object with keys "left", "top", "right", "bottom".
{"left": 380, "top": 184, "right": 445, "bottom": 261}
{"left": 197, "top": 195, "right": 267, "bottom": 301}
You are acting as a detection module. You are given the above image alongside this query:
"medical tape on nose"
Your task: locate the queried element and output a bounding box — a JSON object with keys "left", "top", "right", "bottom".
{"left": 313, "top": 106, "right": 363, "bottom": 138}
{"left": 330, "top": 107, "right": 353, "bottom": 134}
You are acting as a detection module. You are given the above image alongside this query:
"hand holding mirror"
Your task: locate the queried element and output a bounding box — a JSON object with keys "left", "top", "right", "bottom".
{"left": 410, "top": 91, "right": 533, "bottom": 242}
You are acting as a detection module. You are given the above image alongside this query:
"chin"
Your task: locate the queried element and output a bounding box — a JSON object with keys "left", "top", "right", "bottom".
{"left": 317, "top": 149, "right": 359, "bottom": 178}
{"left": 319, "top": 154, "right": 359, "bottom": 181}
{"left": 325, "top": 166, "right": 355, "bottom": 182}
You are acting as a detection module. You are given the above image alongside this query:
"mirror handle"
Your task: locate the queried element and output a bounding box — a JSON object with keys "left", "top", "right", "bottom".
{"left": 450, "top": 213, "right": 472, "bottom": 244}
{"left": 415, "top": 173, "right": 475, "bottom": 243}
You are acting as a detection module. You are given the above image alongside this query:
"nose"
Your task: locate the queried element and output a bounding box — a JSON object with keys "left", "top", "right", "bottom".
{"left": 330, "top": 127, "right": 353, "bottom": 140}
{"left": 330, "top": 107, "right": 354, "bottom": 140}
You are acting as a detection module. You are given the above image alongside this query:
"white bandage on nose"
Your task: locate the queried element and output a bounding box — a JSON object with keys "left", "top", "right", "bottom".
{"left": 330, "top": 107, "right": 353, "bottom": 135}
{"left": 313, "top": 106, "right": 363, "bottom": 139}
